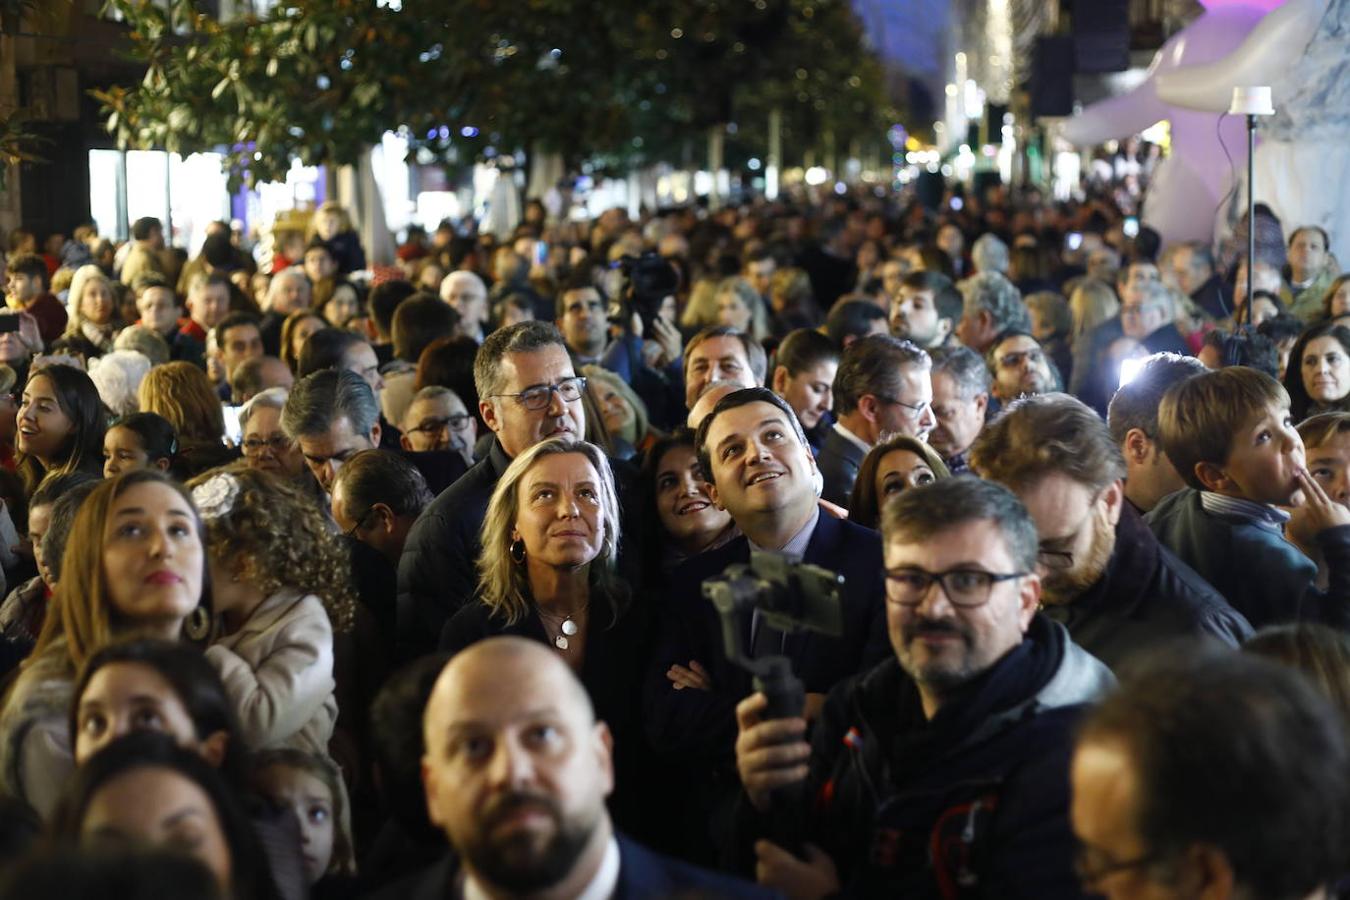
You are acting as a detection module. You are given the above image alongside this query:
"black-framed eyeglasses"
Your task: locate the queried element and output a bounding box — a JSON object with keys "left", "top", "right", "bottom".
{"left": 345, "top": 506, "right": 373, "bottom": 538}
{"left": 242, "top": 435, "right": 292, "bottom": 456}
{"left": 408, "top": 413, "right": 472, "bottom": 435}
{"left": 874, "top": 394, "right": 931, "bottom": 420}
{"left": 1074, "top": 847, "right": 1166, "bottom": 887}
{"left": 884, "top": 567, "right": 1027, "bottom": 608}
{"left": 489, "top": 376, "right": 587, "bottom": 411}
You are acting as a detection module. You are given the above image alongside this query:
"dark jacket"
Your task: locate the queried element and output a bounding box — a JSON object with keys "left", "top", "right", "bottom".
{"left": 1042, "top": 503, "right": 1252, "bottom": 670}
{"left": 646, "top": 512, "right": 890, "bottom": 762}
{"left": 368, "top": 834, "right": 776, "bottom": 900}
{"left": 738, "top": 616, "right": 1112, "bottom": 899}
{"left": 396, "top": 440, "right": 512, "bottom": 661}
{"left": 816, "top": 427, "right": 866, "bottom": 508}
{"left": 1190, "top": 272, "right": 1234, "bottom": 320}
{"left": 1147, "top": 488, "right": 1350, "bottom": 629}
{"left": 1072, "top": 316, "right": 1192, "bottom": 415}
{"left": 439, "top": 589, "right": 673, "bottom": 848}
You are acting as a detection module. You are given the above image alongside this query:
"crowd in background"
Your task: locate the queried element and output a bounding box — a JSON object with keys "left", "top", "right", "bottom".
{"left": 0, "top": 179, "right": 1346, "bottom": 899}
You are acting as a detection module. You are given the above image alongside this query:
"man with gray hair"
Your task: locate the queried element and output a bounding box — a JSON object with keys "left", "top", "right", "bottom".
{"left": 398, "top": 320, "right": 587, "bottom": 659}
{"left": 260, "top": 266, "right": 312, "bottom": 355}
{"left": 928, "top": 345, "right": 990, "bottom": 472}
{"left": 440, "top": 270, "right": 490, "bottom": 343}
{"left": 970, "top": 232, "right": 1009, "bottom": 275}
{"left": 817, "top": 334, "right": 934, "bottom": 507}
{"left": 281, "top": 367, "right": 382, "bottom": 494}
{"left": 400, "top": 385, "right": 477, "bottom": 469}
{"left": 955, "top": 272, "right": 1030, "bottom": 353}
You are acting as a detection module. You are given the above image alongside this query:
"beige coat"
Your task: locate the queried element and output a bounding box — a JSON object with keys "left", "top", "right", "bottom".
{"left": 206, "top": 588, "right": 337, "bottom": 755}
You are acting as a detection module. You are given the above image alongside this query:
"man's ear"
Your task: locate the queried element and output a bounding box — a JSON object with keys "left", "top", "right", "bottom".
{"left": 372, "top": 502, "right": 397, "bottom": 535}
{"left": 973, "top": 391, "right": 989, "bottom": 417}
{"left": 1194, "top": 460, "right": 1230, "bottom": 493}
{"left": 936, "top": 317, "right": 953, "bottom": 344}
{"left": 1177, "top": 843, "right": 1236, "bottom": 900}
{"left": 771, "top": 365, "right": 789, "bottom": 395}
{"left": 368, "top": 421, "right": 382, "bottom": 447}
{"left": 857, "top": 394, "right": 881, "bottom": 426}
{"left": 593, "top": 721, "right": 615, "bottom": 799}
{"left": 480, "top": 399, "right": 502, "bottom": 436}
{"left": 1123, "top": 428, "right": 1153, "bottom": 466}
{"left": 1100, "top": 478, "right": 1126, "bottom": 527}
{"left": 1017, "top": 572, "right": 1041, "bottom": 629}
{"left": 400, "top": 433, "right": 414, "bottom": 452}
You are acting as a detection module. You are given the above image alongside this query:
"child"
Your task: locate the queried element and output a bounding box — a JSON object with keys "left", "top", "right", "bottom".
{"left": 1287, "top": 412, "right": 1350, "bottom": 589}
{"left": 102, "top": 412, "right": 177, "bottom": 479}
{"left": 251, "top": 749, "right": 356, "bottom": 898}
{"left": 1148, "top": 367, "right": 1350, "bottom": 628}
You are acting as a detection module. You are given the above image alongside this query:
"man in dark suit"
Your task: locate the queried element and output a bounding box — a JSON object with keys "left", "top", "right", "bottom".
{"left": 397, "top": 321, "right": 586, "bottom": 660}
{"left": 816, "top": 335, "right": 934, "bottom": 507}
{"left": 647, "top": 387, "right": 891, "bottom": 764}
{"left": 407, "top": 637, "right": 772, "bottom": 900}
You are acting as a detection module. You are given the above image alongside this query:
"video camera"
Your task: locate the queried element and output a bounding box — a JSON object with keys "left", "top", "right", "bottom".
{"left": 702, "top": 551, "right": 844, "bottom": 849}
{"left": 607, "top": 252, "right": 679, "bottom": 339}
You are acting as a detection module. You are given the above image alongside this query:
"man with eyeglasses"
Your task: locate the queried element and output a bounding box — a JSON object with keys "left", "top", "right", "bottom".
{"left": 987, "top": 329, "right": 1058, "bottom": 403}
{"left": 1072, "top": 652, "right": 1348, "bottom": 900}
{"left": 398, "top": 321, "right": 591, "bottom": 660}
{"left": 970, "top": 393, "right": 1249, "bottom": 671}
{"left": 733, "top": 476, "right": 1113, "bottom": 898}
{"left": 281, "top": 368, "right": 383, "bottom": 495}
{"left": 816, "top": 334, "right": 935, "bottom": 507}
{"left": 399, "top": 385, "right": 477, "bottom": 469}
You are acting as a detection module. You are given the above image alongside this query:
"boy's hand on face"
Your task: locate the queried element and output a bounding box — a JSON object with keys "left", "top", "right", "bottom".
{"left": 1295, "top": 469, "right": 1350, "bottom": 535}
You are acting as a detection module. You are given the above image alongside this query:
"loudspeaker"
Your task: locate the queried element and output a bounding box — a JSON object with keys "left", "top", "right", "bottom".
{"left": 1031, "top": 36, "right": 1075, "bottom": 118}
{"left": 1074, "top": 0, "right": 1130, "bottom": 73}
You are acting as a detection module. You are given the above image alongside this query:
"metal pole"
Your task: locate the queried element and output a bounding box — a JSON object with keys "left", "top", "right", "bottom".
{"left": 1244, "top": 112, "right": 1255, "bottom": 327}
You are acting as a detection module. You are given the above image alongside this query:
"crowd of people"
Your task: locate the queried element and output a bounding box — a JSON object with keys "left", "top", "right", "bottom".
{"left": 0, "top": 182, "right": 1347, "bottom": 899}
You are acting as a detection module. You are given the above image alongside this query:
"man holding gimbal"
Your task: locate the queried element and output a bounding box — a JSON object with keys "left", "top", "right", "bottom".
{"left": 734, "top": 477, "right": 1113, "bottom": 898}
{"left": 647, "top": 387, "right": 889, "bottom": 768}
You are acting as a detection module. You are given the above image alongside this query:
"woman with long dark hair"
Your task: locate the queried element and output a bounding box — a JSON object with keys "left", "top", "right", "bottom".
{"left": 15, "top": 364, "right": 106, "bottom": 497}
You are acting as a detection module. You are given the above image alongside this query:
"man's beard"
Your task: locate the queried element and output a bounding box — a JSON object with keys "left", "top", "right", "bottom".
{"left": 1042, "top": 506, "right": 1116, "bottom": 606}
{"left": 461, "top": 790, "right": 601, "bottom": 893}
{"left": 897, "top": 615, "right": 980, "bottom": 694}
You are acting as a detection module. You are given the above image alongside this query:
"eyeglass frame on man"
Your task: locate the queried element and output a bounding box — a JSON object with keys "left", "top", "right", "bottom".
{"left": 872, "top": 393, "right": 931, "bottom": 421}
{"left": 1035, "top": 486, "right": 1105, "bottom": 572}
{"left": 884, "top": 566, "right": 1029, "bottom": 608}
{"left": 1074, "top": 845, "right": 1168, "bottom": 890}
{"left": 487, "top": 375, "right": 588, "bottom": 411}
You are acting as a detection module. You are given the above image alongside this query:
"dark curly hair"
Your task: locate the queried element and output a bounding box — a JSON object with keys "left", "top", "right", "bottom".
{"left": 187, "top": 465, "right": 356, "bottom": 633}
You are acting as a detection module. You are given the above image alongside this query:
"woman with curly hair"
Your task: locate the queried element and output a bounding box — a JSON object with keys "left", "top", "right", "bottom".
{"left": 186, "top": 465, "right": 354, "bottom": 755}
{"left": 138, "top": 361, "right": 238, "bottom": 478}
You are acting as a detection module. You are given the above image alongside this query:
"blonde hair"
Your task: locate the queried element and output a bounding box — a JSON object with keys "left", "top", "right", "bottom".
{"left": 680, "top": 278, "right": 722, "bottom": 331}
{"left": 186, "top": 465, "right": 356, "bottom": 633}
{"left": 1158, "top": 367, "right": 1289, "bottom": 491}
{"left": 477, "top": 439, "right": 623, "bottom": 625}
{"left": 1069, "top": 278, "right": 1120, "bottom": 338}
{"left": 582, "top": 364, "right": 651, "bottom": 447}
{"left": 138, "top": 361, "right": 225, "bottom": 446}
{"left": 65, "top": 269, "right": 116, "bottom": 337}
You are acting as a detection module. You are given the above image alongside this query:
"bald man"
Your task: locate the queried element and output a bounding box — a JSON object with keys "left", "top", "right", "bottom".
{"left": 416, "top": 638, "right": 771, "bottom": 899}
{"left": 686, "top": 379, "right": 742, "bottom": 430}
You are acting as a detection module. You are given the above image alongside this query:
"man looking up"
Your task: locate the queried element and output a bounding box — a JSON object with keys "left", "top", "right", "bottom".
{"left": 817, "top": 335, "right": 934, "bottom": 507}
{"left": 418, "top": 638, "right": 771, "bottom": 899}
{"left": 398, "top": 321, "right": 586, "bottom": 659}
{"left": 556, "top": 281, "right": 609, "bottom": 367}
{"left": 970, "top": 392, "right": 1250, "bottom": 670}
{"left": 648, "top": 387, "right": 889, "bottom": 785}
{"left": 734, "top": 477, "right": 1113, "bottom": 897}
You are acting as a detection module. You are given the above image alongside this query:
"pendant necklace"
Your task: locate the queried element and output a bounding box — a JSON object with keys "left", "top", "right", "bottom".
{"left": 538, "top": 604, "right": 585, "bottom": 651}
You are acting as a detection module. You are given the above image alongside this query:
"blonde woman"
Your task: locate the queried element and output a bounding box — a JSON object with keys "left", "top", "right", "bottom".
{"left": 64, "top": 267, "right": 120, "bottom": 354}
{"left": 1068, "top": 278, "right": 1123, "bottom": 401}
{"left": 583, "top": 364, "right": 658, "bottom": 455}
{"left": 138, "top": 361, "right": 237, "bottom": 478}
{"left": 439, "top": 437, "right": 655, "bottom": 839}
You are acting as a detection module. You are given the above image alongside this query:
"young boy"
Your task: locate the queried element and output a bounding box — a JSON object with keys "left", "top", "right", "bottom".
{"left": 1147, "top": 367, "right": 1350, "bottom": 628}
